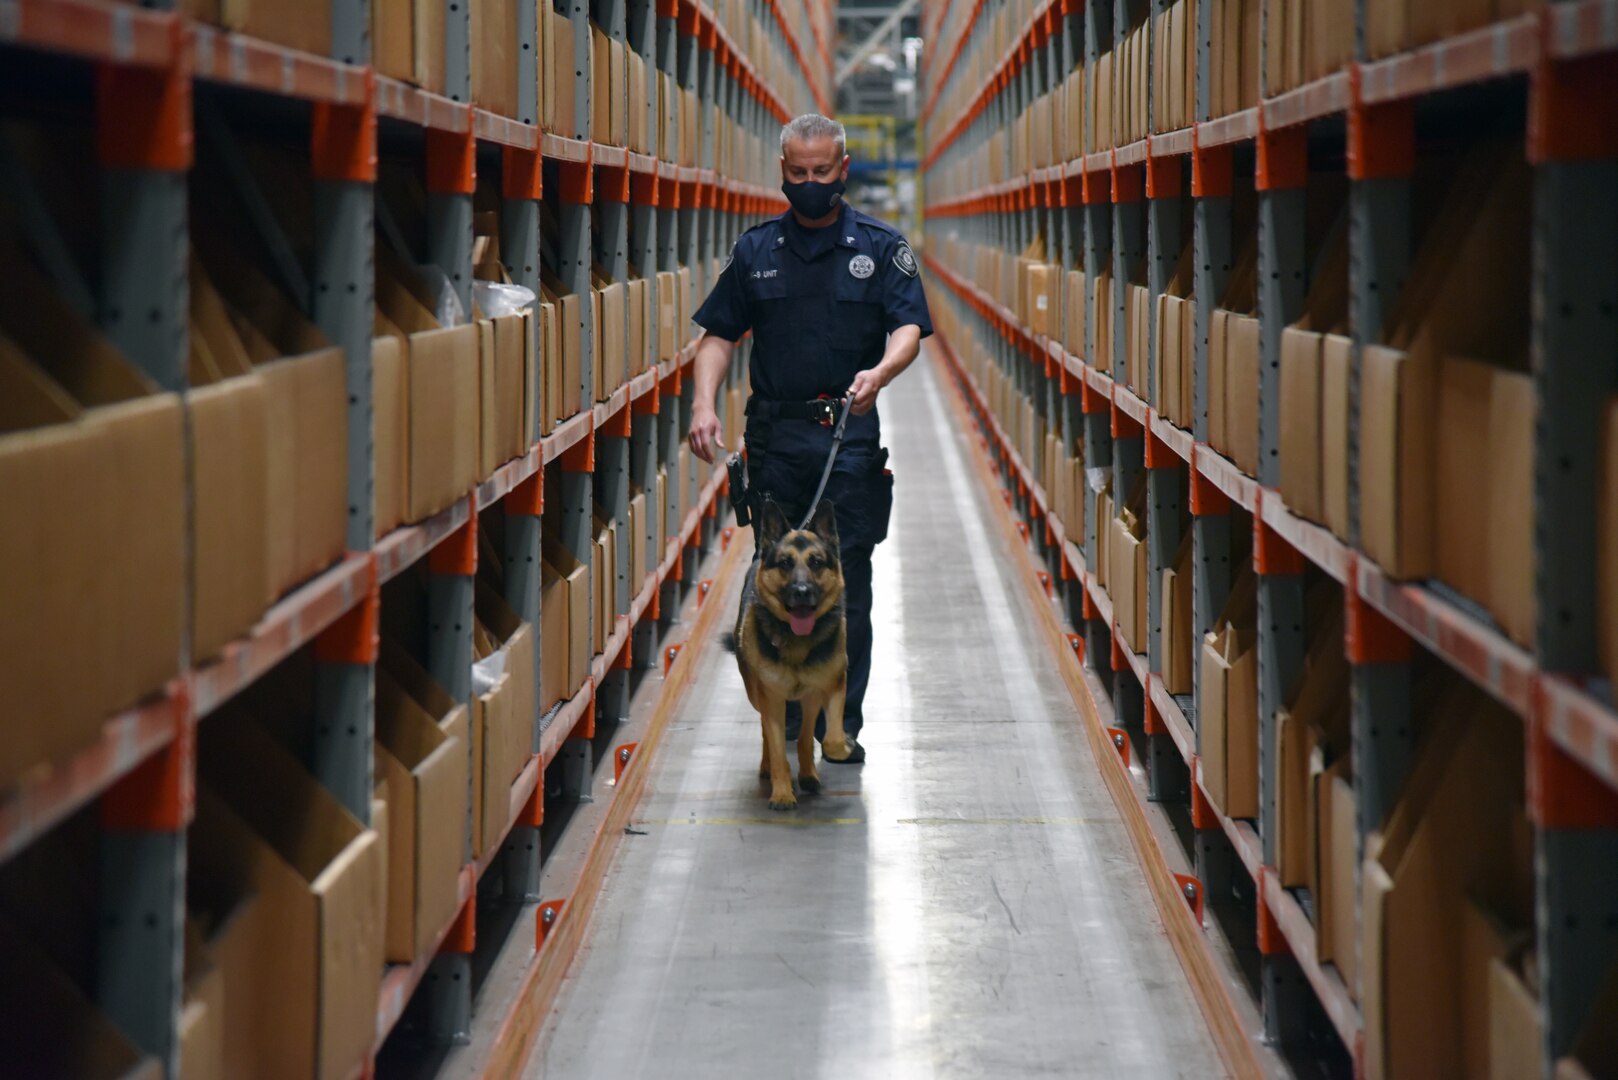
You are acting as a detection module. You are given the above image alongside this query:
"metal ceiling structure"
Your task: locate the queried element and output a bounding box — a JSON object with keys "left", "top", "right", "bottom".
{"left": 833, "top": 0, "right": 922, "bottom": 118}
{"left": 833, "top": 0, "right": 924, "bottom": 232}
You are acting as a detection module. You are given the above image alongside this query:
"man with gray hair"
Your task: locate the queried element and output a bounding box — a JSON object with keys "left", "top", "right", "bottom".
{"left": 688, "top": 112, "right": 932, "bottom": 765}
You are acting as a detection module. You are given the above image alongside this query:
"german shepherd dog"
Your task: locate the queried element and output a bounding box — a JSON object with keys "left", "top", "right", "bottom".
{"left": 722, "top": 499, "right": 850, "bottom": 810}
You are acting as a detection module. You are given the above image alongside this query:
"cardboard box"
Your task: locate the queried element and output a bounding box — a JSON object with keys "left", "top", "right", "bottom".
{"left": 372, "top": 0, "right": 413, "bottom": 80}
{"left": 1065, "top": 270, "right": 1087, "bottom": 358}
{"left": 0, "top": 325, "right": 184, "bottom": 788}
{"left": 1360, "top": 344, "right": 1435, "bottom": 579}
{"left": 1309, "top": 0, "right": 1354, "bottom": 79}
{"left": 540, "top": 556, "right": 571, "bottom": 712}
{"left": 544, "top": 539, "right": 592, "bottom": 696}
{"left": 1321, "top": 334, "right": 1353, "bottom": 539}
{"left": 403, "top": 326, "right": 480, "bottom": 521}
{"left": 1028, "top": 263, "right": 1057, "bottom": 337}
{"left": 220, "top": 0, "right": 330, "bottom": 57}
{"left": 1279, "top": 326, "right": 1324, "bottom": 522}
{"left": 373, "top": 335, "right": 408, "bottom": 535}
{"left": 1109, "top": 515, "right": 1148, "bottom": 653}
{"left": 628, "top": 51, "right": 648, "bottom": 153}
{"left": 590, "top": 25, "right": 609, "bottom": 142}
{"left": 195, "top": 722, "right": 383, "bottom": 1080}
{"left": 1489, "top": 953, "right": 1542, "bottom": 1080}
{"left": 413, "top": 0, "right": 447, "bottom": 94}
{"left": 1362, "top": 693, "right": 1530, "bottom": 1080}
{"left": 471, "top": 584, "right": 534, "bottom": 855}
{"left": 546, "top": 6, "right": 577, "bottom": 135}
{"left": 179, "top": 929, "right": 226, "bottom": 1080}
{"left": 1487, "top": 369, "right": 1535, "bottom": 648}
{"left": 609, "top": 36, "right": 627, "bottom": 147}
{"left": 472, "top": 0, "right": 519, "bottom": 118}
{"left": 1162, "top": 533, "right": 1194, "bottom": 694}
{"left": 628, "top": 277, "right": 648, "bottom": 376}
{"left": 193, "top": 245, "right": 348, "bottom": 594}
{"left": 1198, "top": 570, "right": 1258, "bottom": 820}
{"left": 1226, "top": 314, "right": 1261, "bottom": 476}
{"left": 188, "top": 375, "right": 271, "bottom": 660}
{"left": 256, "top": 350, "right": 348, "bottom": 595}
{"left": 1209, "top": 308, "right": 1230, "bottom": 452}
{"left": 590, "top": 526, "right": 608, "bottom": 655}
{"left": 657, "top": 271, "right": 678, "bottom": 361}
{"left": 374, "top": 668, "right": 468, "bottom": 963}
{"left": 478, "top": 313, "right": 528, "bottom": 477}
{"left": 594, "top": 281, "right": 627, "bottom": 400}
{"left": 1199, "top": 624, "right": 1258, "bottom": 820}
{"left": 1316, "top": 762, "right": 1359, "bottom": 995}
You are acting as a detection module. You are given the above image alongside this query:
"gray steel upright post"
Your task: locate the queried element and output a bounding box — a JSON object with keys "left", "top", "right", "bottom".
{"left": 1256, "top": 144, "right": 1306, "bottom": 489}
{"left": 1344, "top": 92, "right": 1416, "bottom": 1018}
{"left": 420, "top": 0, "right": 476, "bottom": 1041}
{"left": 1531, "top": 136, "right": 1618, "bottom": 1068}
{"left": 93, "top": 25, "right": 192, "bottom": 1066}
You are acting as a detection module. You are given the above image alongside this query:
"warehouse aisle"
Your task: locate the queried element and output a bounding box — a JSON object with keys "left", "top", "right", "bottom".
{"left": 527, "top": 352, "right": 1222, "bottom": 1079}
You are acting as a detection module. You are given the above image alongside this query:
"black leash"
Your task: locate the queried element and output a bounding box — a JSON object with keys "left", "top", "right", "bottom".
{"left": 797, "top": 395, "right": 853, "bottom": 531}
{"left": 726, "top": 395, "right": 855, "bottom": 532}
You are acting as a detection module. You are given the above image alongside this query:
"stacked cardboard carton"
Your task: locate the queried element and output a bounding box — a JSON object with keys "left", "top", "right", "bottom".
{"left": 1358, "top": 147, "right": 1533, "bottom": 645}
{"left": 1199, "top": 564, "right": 1258, "bottom": 819}
{"left": 1362, "top": 679, "right": 1534, "bottom": 1080}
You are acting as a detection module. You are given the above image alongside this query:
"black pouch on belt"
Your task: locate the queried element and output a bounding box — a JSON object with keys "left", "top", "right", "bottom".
{"left": 726, "top": 451, "right": 754, "bottom": 527}
{"left": 871, "top": 447, "right": 894, "bottom": 546}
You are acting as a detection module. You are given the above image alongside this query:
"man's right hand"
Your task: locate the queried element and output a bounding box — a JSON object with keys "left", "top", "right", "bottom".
{"left": 689, "top": 403, "right": 725, "bottom": 464}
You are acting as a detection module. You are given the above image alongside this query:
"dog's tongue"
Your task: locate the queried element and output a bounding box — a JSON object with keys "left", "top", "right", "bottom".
{"left": 788, "top": 610, "right": 817, "bottom": 636}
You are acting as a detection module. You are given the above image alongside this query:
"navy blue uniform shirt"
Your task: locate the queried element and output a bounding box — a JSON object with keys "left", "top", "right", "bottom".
{"left": 692, "top": 203, "right": 933, "bottom": 444}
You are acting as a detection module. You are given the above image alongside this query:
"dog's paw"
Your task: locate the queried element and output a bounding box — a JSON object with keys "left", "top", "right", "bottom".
{"left": 822, "top": 737, "right": 849, "bottom": 760}
{"left": 768, "top": 793, "right": 798, "bottom": 811}
{"left": 798, "top": 775, "right": 821, "bottom": 795}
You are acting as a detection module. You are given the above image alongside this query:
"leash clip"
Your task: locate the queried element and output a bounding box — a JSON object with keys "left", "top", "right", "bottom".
{"left": 812, "top": 394, "right": 847, "bottom": 427}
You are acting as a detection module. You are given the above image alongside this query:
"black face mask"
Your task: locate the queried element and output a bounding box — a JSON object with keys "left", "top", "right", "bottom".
{"left": 782, "top": 178, "right": 845, "bottom": 221}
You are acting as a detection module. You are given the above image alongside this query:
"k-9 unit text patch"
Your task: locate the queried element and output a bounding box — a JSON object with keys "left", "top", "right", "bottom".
{"left": 893, "top": 242, "right": 918, "bottom": 277}
{"left": 848, "top": 254, "right": 875, "bottom": 279}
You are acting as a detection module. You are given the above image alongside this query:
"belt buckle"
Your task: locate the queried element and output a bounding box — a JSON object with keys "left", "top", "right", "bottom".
{"left": 811, "top": 395, "right": 836, "bottom": 427}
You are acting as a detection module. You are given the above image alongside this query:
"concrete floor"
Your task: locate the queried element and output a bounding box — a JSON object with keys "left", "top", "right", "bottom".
{"left": 527, "top": 355, "right": 1223, "bottom": 1079}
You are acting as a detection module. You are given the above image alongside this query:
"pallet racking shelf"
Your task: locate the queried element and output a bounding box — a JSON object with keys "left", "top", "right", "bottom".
{"left": 922, "top": 244, "right": 1613, "bottom": 792}
{"left": 0, "top": 0, "right": 804, "bottom": 1074}
{"left": 920, "top": 0, "right": 1618, "bottom": 1066}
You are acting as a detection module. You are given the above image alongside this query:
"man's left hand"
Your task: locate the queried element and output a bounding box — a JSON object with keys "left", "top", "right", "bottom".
{"left": 848, "top": 368, "right": 885, "bottom": 415}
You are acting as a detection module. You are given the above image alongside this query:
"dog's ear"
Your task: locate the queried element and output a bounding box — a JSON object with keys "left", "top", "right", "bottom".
{"left": 757, "top": 499, "right": 789, "bottom": 548}
{"left": 809, "top": 499, "right": 839, "bottom": 546}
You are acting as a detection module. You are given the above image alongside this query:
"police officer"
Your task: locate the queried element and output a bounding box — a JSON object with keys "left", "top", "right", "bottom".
{"left": 688, "top": 113, "right": 932, "bottom": 764}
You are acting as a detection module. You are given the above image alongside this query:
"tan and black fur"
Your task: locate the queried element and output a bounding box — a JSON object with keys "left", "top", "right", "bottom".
{"left": 722, "top": 499, "right": 849, "bottom": 810}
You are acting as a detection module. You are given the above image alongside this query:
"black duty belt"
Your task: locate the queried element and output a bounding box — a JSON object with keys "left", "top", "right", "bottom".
{"left": 744, "top": 396, "right": 845, "bottom": 426}
{"left": 727, "top": 395, "right": 854, "bottom": 531}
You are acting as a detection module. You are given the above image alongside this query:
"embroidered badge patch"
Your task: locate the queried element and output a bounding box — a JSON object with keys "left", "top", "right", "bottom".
{"left": 849, "top": 254, "right": 876, "bottom": 279}
{"left": 894, "top": 241, "right": 918, "bottom": 278}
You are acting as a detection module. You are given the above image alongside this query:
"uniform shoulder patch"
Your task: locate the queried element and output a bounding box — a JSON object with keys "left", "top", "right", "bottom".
{"left": 893, "top": 241, "right": 918, "bottom": 278}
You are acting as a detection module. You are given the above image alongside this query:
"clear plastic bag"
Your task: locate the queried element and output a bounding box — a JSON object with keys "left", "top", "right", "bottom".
{"left": 416, "top": 263, "right": 467, "bottom": 328}
{"left": 472, "top": 649, "right": 509, "bottom": 697}
{"left": 472, "top": 280, "right": 538, "bottom": 319}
